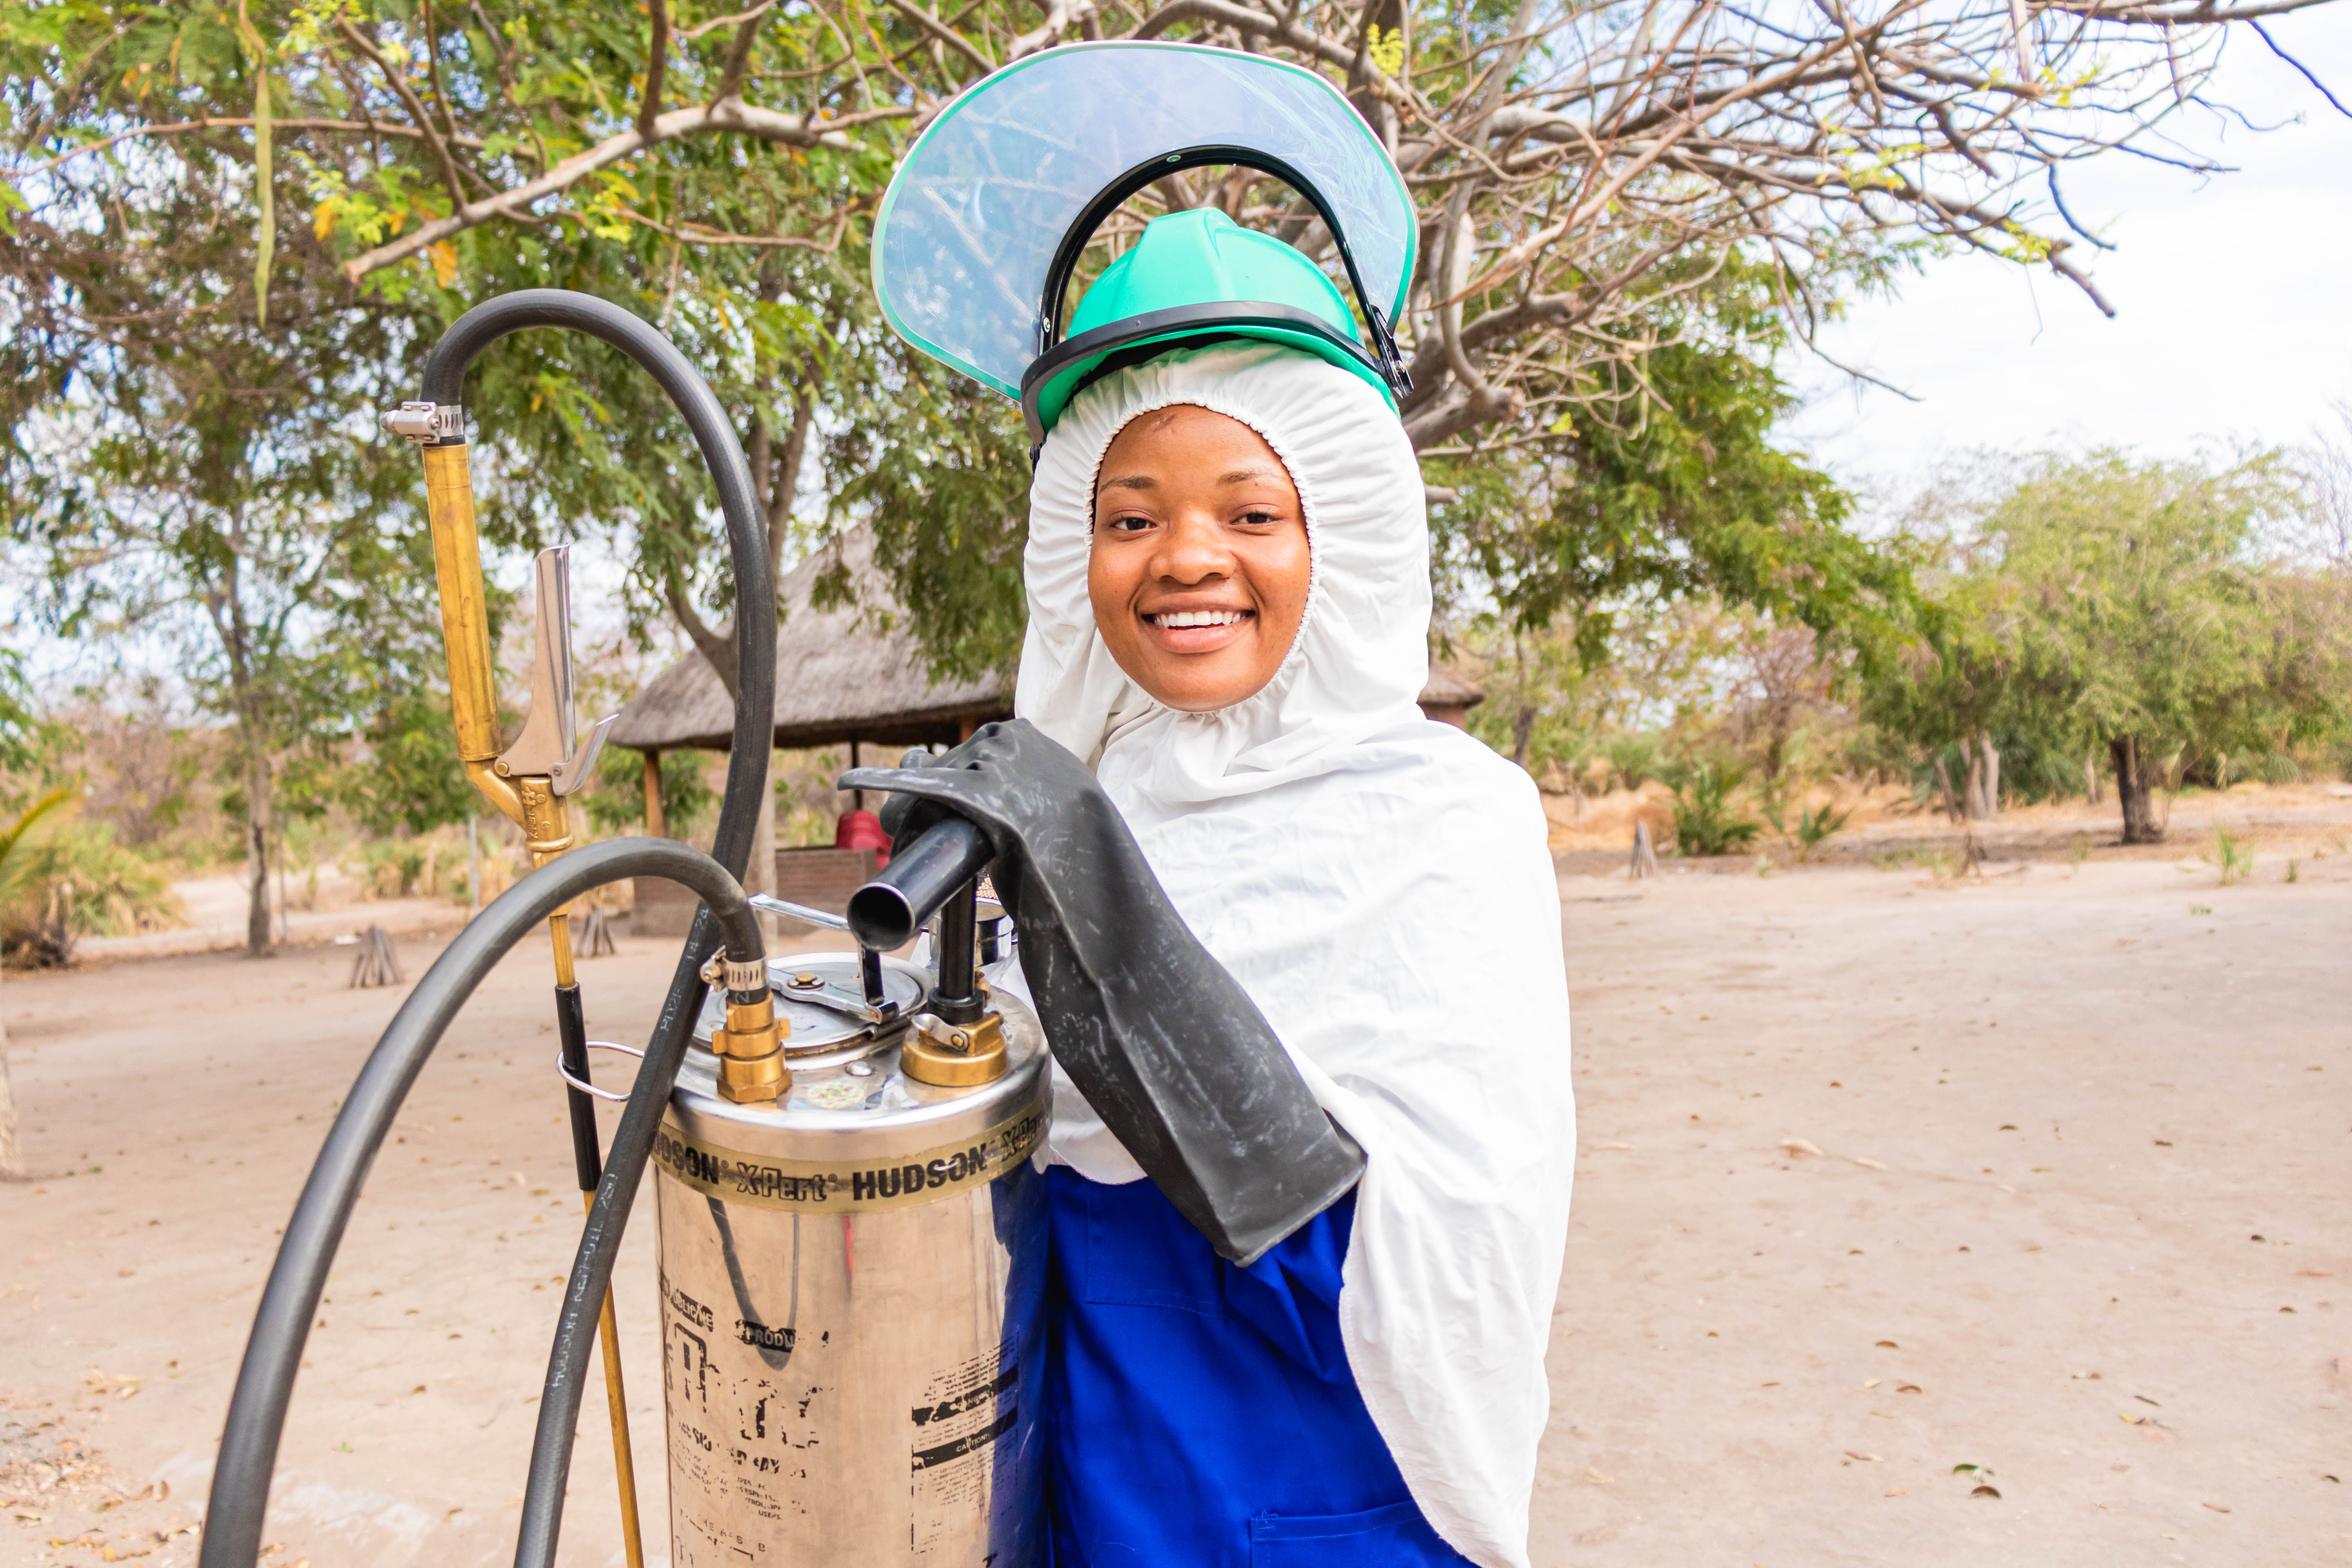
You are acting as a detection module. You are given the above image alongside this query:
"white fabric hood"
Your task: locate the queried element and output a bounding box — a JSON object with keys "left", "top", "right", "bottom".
{"left": 1009, "top": 341, "right": 1576, "bottom": 1568}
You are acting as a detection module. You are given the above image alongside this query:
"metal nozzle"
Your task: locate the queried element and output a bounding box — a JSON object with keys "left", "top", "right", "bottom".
{"left": 496, "top": 547, "right": 616, "bottom": 797}
{"left": 845, "top": 816, "right": 994, "bottom": 952}
{"left": 380, "top": 401, "right": 465, "bottom": 444}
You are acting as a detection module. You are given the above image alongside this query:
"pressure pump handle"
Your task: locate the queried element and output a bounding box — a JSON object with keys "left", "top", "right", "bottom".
{"left": 845, "top": 815, "right": 993, "bottom": 954}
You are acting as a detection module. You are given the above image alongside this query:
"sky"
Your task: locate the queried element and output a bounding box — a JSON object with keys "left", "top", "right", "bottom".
{"left": 1778, "top": 10, "right": 2352, "bottom": 491}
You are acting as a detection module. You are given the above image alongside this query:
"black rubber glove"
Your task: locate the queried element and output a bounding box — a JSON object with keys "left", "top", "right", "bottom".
{"left": 842, "top": 719, "right": 1363, "bottom": 1265}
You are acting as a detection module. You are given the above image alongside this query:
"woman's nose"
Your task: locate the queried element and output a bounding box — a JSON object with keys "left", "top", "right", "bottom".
{"left": 1151, "top": 510, "right": 1237, "bottom": 583}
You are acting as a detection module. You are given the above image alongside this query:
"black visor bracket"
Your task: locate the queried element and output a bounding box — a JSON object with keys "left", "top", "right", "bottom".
{"left": 1032, "top": 146, "right": 1414, "bottom": 401}
{"left": 1018, "top": 299, "right": 1385, "bottom": 444}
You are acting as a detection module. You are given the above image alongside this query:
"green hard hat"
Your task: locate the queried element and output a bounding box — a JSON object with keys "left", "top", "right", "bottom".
{"left": 1020, "top": 208, "right": 1399, "bottom": 440}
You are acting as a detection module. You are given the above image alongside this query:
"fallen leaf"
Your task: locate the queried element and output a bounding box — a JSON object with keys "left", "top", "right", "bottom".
{"left": 2296, "top": 1269, "right": 2334, "bottom": 1279}
{"left": 1596, "top": 1142, "right": 1631, "bottom": 1151}
{"left": 1863, "top": 1378, "right": 1881, "bottom": 1389}
{"left": 2072, "top": 1370, "right": 2102, "bottom": 1380}
{"left": 1875, "top": 1339, "right": 1898, "bottom": 1349}
{"left": 1896, "top": 1383, "right": 1922, "bottom": 1394}
{"left": 1844, "top": 1450, "right": 1883, "bottom": 1462}
{"left": 2201, "top": 1503, "right": 2230, "bottom": 1514}
{"left": 1759, "top": 1380, "right": 1780, "bottom": 1388}
{"left": 1583, "top": 1467, "right": 1615, "bottom": 1485}
{"left": 1850, "top": 1156, "right": 1887, "bottom": 1170}
{"left": 1884, "top": 1487, "right": 1907, "bottom": 1497}
{"left": 2134, "top": 1394, "right": 2161, "bottom": 1407}
{"left": 1970, "top": 1484, "right": 2002, "bottom": 1499}
{"left": 2154, "top": 1139, "right": 2172, "bottom": 1146}
{"left": 1778, "top": 1137, "right": 1824, "bottom": 1158}
{"left": 2119, "top": 1412, "right": 2144, "bottom": 1425}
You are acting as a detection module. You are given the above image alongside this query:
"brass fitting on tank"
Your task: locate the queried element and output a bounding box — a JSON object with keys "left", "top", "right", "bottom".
{"left": 901, "top": 1010, "right": 1008, "bottom": 1088}
{"left": 708, "top": 964, "right": 791, "bottom": 1102}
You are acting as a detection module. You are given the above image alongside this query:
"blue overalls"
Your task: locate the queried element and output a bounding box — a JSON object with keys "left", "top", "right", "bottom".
{"left": 1044, "top": 1166, "right": 1473, "bottom": 1566}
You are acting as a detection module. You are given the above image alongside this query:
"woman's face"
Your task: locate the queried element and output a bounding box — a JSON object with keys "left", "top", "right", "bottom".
{"left": 1089, "top": 405, "right": 1310, "bottom": 713}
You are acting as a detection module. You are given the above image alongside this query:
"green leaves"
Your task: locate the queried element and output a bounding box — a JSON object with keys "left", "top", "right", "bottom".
{"left": 1859, "top": 450, "right": 2348, "bottom": 793}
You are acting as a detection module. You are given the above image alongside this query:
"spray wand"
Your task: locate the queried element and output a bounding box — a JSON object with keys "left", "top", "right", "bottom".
{"left": 203, "top": 290, "right": 781, "bottom": 1568}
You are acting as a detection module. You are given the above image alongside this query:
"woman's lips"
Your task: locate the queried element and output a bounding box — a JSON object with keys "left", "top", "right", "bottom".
{"left": 1140, "top": 606, "right": 1254, "bottom": 654}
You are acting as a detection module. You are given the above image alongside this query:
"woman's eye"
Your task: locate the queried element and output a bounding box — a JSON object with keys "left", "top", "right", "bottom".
{"left": 1104, "top": 514, "right": 1153, "bottom": 534}
{"left": 1237, "top": 510, "right": 1280, "bottom": 527}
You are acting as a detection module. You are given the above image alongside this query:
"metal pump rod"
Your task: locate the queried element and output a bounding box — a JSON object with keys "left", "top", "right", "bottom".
{"left": 931, "top": 877, "right": 984, "bottom": 1024}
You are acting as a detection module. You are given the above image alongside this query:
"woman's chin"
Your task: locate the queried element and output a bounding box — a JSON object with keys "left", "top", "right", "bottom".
{"left": 1134, "top": 660, "right": 1278, "bottom": 714}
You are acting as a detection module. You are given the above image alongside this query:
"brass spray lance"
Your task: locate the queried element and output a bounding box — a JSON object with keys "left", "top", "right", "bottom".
{"left": 383, "top": 412, "right": 651, "bottom": 1566}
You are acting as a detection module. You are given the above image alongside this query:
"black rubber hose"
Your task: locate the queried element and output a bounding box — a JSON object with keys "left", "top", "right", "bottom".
{"left": 201, "top": 841, "right": 764, "bottom": 1568}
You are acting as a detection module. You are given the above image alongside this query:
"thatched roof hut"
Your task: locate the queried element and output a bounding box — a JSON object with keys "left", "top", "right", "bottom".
{"left": 607, "top": 525, "right": 1486, "bottom": 755}
{"left": 607, "top": 528, "right": 1004, "bottom": 757}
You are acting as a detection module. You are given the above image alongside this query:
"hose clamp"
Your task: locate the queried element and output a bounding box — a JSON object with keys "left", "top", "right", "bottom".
{"left": 381, "top": 401, "right": 466, "bottom": 444}
{"left": 722, "top": 957, "right": 768, "bottom": 994}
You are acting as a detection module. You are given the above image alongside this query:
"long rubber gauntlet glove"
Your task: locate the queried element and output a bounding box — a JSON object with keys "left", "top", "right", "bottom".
{"left": 843, "top": 720, "right": 1363, "bottom": 1266}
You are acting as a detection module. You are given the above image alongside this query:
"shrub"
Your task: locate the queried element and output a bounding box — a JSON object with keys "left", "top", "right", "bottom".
{"left": 1604, "top": 733, "right": 1663, "bottom": 792}
{"left": 1669, "top": 764, "right": 1763, "bottom": 857}
{"left": 2254, "top": 753, "right": 2303, "bottom": 786}
{"left": 2, "top": 814, "right": 183, "bottom": 964}
{"left": 1792, "top": 802, "right": 1853, "bottom": 862}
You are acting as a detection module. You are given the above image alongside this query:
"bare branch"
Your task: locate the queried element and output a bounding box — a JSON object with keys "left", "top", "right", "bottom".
{"left": 21, "top": 116, "right": 492, "bottom": 174}
{"left": 639, "top": 0, "right": 672, "bottom": 142}
{"left": 888, "top": 0, "right": 998, "bottom": 72}
{"left": 339, "top": 101, "right": 895, "bottom": 281}
{"left": 335, "top": 17, "right": 470, "bottom": 216}
{"left": 680, "top": 0, "right": 779, "bottom": 42}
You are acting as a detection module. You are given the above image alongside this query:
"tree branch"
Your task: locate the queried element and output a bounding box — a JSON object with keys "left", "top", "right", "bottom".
{"left": 23, "top": 116, "right": 494, "bottom": 174}
{"left": 665, "top": 576, "right": 741, "bottom": 700}
{"left": 887, "top": 0, "right": 997, "bottom": 72}
{"left": 714, "top": 7, "right": 771, "bottom": 101}
{"left": 340, "top": 101, "right": 893, "bottom": 281}
{"left": 1133, "top": 0, "right": 1363, "bottom": 74}
{"left": 335, "top": 18, "right": 470, "bottom": 217}
{"left": 639, "top": 0, "right": 672, "bottom": 142}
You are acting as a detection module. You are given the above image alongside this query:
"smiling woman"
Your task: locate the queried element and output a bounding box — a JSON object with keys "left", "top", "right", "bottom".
{"left": 1088, "top": 405, "right": 1312, "bottom": 713}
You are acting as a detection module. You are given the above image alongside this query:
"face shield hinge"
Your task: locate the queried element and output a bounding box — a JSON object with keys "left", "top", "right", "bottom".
{"left": 1366, "top": 305, "right": 1413, "bottom": 398}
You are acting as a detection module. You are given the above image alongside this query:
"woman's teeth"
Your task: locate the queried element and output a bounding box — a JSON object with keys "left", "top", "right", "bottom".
{"left": 1150, "top": 609, "right": 1247, "bottom": 628}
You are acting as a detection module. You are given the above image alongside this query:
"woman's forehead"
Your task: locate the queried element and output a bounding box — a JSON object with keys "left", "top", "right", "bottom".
{"left": 1096, "top": 403, "right": 1291, "bottom": 489}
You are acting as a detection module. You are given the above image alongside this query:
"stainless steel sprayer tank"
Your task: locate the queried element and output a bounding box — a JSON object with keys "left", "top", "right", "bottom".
{"left": 652, "top": 888, "right": 1047, "bottom": 1565}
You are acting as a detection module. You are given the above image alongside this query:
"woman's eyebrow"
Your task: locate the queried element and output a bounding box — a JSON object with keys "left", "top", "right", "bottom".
{"left": 1218, "top": 466, "right": 1283, "bottom": 486}
{"left": 1098, "top": 472, "right": 1156, "bottom": 493}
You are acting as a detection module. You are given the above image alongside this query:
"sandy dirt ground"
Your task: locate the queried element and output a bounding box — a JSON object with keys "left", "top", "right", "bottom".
{"left": 2, "top": 815, "right": 2347, "bottom": 1566}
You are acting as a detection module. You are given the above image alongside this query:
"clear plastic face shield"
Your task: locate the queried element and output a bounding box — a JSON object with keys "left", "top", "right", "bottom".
{"left": 870, "top": 42, "right": 1418, "bottom": 403}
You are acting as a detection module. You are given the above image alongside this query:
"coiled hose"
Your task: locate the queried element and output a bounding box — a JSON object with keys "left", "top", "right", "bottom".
{"left": 201, "top": 292, "right": 777, "bottom": 1568}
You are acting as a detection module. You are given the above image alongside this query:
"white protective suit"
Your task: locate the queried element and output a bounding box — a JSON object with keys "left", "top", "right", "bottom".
{"left": 1005, "top": 340, "right": 1575, "bottom": 1568}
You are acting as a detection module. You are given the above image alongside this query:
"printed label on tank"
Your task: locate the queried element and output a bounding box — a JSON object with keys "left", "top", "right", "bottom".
{"left": 653, "top": 1106, "right": 1045, "bottom": 1214}
{"left": 662, "top": 1271, "right": 827, "bottom": 1549}
{"left": 909, "top": 1352, "right": 1017, "bottom": 1552}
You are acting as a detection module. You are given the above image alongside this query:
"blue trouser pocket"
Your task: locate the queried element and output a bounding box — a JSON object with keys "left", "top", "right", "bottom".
{"left": 1249, "top": 1498, "right": 1466, "bottom": 1566}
